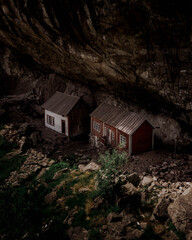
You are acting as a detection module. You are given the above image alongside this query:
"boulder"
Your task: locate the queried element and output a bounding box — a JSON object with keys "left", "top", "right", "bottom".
{"left": 141, "top": 176, "right": 153, "bottom": 186}
{"left": 78, "top": 162, "right": 100, "bottom": 171}
{"left": 126, "top": 172, "right": 140, "bottom": 187}
{"left": 153, "top": 196, "right": 172, "bottom": 220}
{"left": 168, "top": 187, "right": 192, "bottom": 234}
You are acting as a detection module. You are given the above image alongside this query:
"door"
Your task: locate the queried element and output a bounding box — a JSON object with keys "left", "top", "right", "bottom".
{"left": 107, "top": 129, "right": 112, "bottom": 143}
{"left": 61, "top": 120, "right": 65, "bottom": 134}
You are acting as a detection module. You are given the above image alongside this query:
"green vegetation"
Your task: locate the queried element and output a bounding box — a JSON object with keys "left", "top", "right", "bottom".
{"left": 42, "top": 161, "right": 70, "bottom": 182}
{"left": 95, "top": 149, "right": 128, "bottom": 199}
{"left": 0, "top": 184, "right": 50, "bottom": 240}
{"left": 0, "top": 135, "right": 18, "bottom": 158}
{"left": 0, "top": 145, "right": 184, "bottom": 240}
{"left": 0, "top": 154, "right": 26, "bottom": 183}
{"left": 0, "top": 136, "right": 25, "bottom": 183}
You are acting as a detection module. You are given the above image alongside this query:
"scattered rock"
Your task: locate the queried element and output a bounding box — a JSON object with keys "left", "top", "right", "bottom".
{"left": 78, "top": 162, "right": 100, "bottom": 171}
{"left": 141, "top": 176, "right": 153, "bottom": 186}
{"left": 126, "top": 172, "right": 140, "bottom": 187}
{"left": 107, "top": 212, "right": 122, "bottom": 223}
{"left": 52, "top": 168, "right": 68, "bottom": 180}
{"left": 67, "top": 227, "right": 88, "bottom": 240}
{"left": 45, "top": 191, "right": 57, "bottom": 204}
{"left": 125, "top": 227, "right": 143, "bottom": 239}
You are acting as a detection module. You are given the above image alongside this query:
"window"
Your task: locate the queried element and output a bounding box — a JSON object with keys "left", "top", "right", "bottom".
{"left": 47, "top": 115, "right": 55, "bottom": 126}
{"left": 93, "top": 122, "right": 101, "bottom": 132}
{"left": 120, "top": 135, "right": 126, "bottom": 146}
{"left": 104, "top": 127, "right": 107, "bottom": 136}
{"left": 112, "top": 131, "right": 115, "bottom": 141}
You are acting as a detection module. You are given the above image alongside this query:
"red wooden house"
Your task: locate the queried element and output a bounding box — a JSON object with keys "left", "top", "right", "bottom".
{"left": 90, "top": 103, "right": 154, "bottom": 155}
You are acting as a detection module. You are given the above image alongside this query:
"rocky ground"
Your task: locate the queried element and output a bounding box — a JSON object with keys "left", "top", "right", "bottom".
{"left": 0, "top": 122, "right": 192, "bottom": 240}
{"left": 0, "top": 95, "right": 192, "bottom": 240}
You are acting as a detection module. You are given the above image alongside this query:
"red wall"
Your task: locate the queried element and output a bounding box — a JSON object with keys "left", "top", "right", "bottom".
{"left": 91, "top": 117, "right": 103, "bottom": 138}
{"left": 132, "top": 120, "right": 153, "bottom": 154}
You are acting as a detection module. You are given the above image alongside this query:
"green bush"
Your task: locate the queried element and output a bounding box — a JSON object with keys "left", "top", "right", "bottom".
{"left": 96, "top": 150, "right": 128, "bottom": 198}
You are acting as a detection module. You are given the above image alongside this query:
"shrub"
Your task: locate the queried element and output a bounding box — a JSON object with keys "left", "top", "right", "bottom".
{"left": 96, "top": 149, "right": 128, "bottom": 199}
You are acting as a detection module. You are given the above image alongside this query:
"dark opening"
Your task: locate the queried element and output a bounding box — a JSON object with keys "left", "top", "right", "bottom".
{"left": 62, "top": 120, "right": 65, "bottom": 134}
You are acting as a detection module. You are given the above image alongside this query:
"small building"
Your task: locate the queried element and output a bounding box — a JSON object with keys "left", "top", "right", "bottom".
{"left": 90, "top": 103, "right": 154, "bottom": 155}
{"left": 41, "top": 91, "right": 89, "bottom": 137}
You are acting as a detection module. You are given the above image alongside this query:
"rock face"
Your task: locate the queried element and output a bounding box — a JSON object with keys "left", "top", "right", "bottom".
{"left": 168, "top": 187, "right": 192, "bottom": 234}
{"left": 1, "top": 1, "right": 192, "bottom": 145}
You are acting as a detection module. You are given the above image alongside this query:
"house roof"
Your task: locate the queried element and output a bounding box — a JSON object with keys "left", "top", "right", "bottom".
{"left": 90, "top": 103, "right": 153, "bottom": 135}
{"left": 41, "top": 91, "right": 80, "bottom": 116}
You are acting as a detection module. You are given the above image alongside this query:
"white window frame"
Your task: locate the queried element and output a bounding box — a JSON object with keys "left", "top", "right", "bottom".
{"left": 47, "top": 115, "right": 55, "bottom": 126}
{"left": 93, "top": 121, "right": 101, "bottom": 132}
{"left": 104, "top": 127, "right": 107, "bottom": 136}
{"left": 120, "top": 134, "right": 126, "bottom": 147}
{"left": 112, "top": 131, "right": 115, "bottom": 141}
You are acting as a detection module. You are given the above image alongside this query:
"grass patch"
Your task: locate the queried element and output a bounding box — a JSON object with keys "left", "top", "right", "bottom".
{"left": 63, "top": 154, "right": 77, "bottom": 168}
{"left": 0, "top": 154, "right": 26, "bottom": 183}
{"left": 0, "top": 184, "right": 50, "bottom": 239}
{"left": 0, "top": 136, "right": 18, "bottom": 158}
{"left": 42, "top": 162, "right": 70, "bottom": 182}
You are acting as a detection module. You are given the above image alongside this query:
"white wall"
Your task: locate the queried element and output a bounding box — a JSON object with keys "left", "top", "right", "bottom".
{"left": 45, "top": 109, "right": 69, "bottom": 136}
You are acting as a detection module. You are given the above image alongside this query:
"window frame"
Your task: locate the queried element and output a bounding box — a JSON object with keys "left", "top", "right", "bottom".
{"left": 47, "top": 115, "right": 55, "bottom": 126}
{"left": 112, "top": 131, "right": 115, "bottom": 141}
{"left": 119, "top": 134, "right": 126, "bottom": 147}
{"left": 93, "top": 121, "right": 101, "bottom": 133}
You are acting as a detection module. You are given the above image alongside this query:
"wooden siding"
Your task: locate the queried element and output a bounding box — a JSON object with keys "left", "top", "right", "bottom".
{"left": 132, "top": 120, "right": 153, "bottom": 154}
{"left": 91, "top": 117, "right": 103, "bottom": 138}
{"left": 68, "top": 100, "right": 90, "bottom": 138}
{"left": 44, "top": 109, "right": 69, "bottom": 135}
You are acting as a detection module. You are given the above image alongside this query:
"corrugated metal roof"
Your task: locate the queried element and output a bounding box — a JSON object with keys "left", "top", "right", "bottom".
{"left": 41, "top": 91, "right": 80, "bottom": 116}
{"left": 90, "top": 103, "right": 153, "bottom": 135}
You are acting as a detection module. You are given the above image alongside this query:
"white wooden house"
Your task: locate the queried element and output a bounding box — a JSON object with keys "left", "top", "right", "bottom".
{"left": 41, "top": 92, "right": 89, "bottom": 137}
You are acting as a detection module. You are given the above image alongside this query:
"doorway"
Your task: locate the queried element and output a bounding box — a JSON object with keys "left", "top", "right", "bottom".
{"left": 62, "top": 120, "right": 65, "bottom": 134}
{"left": 107, "top": 129, "right": 112, "bottom": 143}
